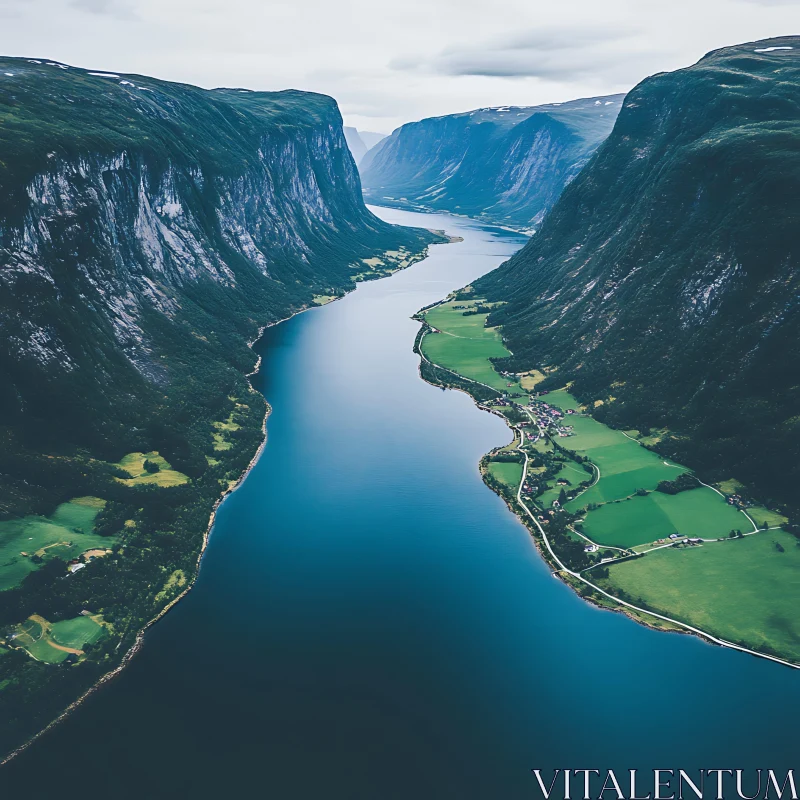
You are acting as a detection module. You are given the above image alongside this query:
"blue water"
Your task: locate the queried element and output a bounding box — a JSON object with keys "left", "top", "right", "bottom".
{"left": 3, "top": 208, "right": 798, "bottom": 798}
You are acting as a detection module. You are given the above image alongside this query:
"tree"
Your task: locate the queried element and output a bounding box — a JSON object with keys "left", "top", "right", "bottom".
{"left": 143, "top": 459, "right": 160, "bottom": 474}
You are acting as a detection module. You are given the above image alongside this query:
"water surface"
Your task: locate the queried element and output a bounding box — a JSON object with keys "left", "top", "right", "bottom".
{"left": 4, "top": 207, "right": 798, "bottom": 798}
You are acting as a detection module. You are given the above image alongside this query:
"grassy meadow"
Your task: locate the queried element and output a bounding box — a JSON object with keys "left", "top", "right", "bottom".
{"left": 422, "top": 301, "right": 526, "bottom": 395}
{"left": 601, "top": 530, "right": 800, "bottom": 661}
{"left": 559, "top": 416, "right": 681, "bottom": 510}
{"left": 0, "top": 497, "right": 115, "bottom": 591}
{"left": 582, "top": 488, "right": 750, "bottom": 548}
{"left": 538, "top": 460, "right": 591, "bottom": 509}
{"left": 487, "top": 461, "right": 523, "bottom": 493}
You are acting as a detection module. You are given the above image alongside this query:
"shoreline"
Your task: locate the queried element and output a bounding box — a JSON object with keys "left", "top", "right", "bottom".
{"left": 0, "top": 232, "right": 451, "bottom": 768}
{"left": 413, "top": 316, "right": 800, "bottom": 672}
{"left": 366, "top": 198, "right": 535, "bottom": 236}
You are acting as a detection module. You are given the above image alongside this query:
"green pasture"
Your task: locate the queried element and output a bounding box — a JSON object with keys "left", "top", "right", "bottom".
{"left": 537, "top": 460, "right": 591, "bottom": 509}
{"left": 541, "top": 389, "right": 582, "bottom": 412}
{"left": 747, "top": 505, "right": 788, "bottom": 529}
{"left": 581, "top": 486, "right": 750, "bottom": 548}
{"left": 0, "top": 498, "right": 114, "bottom": 591}
{"left": 602, "top": 530, "right": 800, "bottom": 662}
{"left": 487, "top": 461, "right": 523, "bottom": 492}
{"left": 422, "top": 301, "right": 522, "bottom": 393}
{"left": 559, "top": 415, "right": 684, "bottom": 509}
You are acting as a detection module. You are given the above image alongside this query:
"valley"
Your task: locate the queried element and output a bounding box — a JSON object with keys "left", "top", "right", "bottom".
{"left": 5, "top": 206, "right": 798, "bottom": 797}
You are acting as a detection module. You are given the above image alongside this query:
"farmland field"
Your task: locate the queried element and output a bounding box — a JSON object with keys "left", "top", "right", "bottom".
{"left": 560, "top": 416, "right": 681, "bottom": 510}
{"left": 486, "top": 461, "right": 523, "bottom": 492}
{"left": 747, "top": 505, "right": 788, "bottom": 529}
{"left": 0, "top": 497, "right": 115, "bottom": 590}
{"left": 422, "top": 301, "right": 525, "bottom": 394}
{"left": 537, "top": 460, "right": 591, "bottom": 509}
{"left": 581, "top": 487, "right": 752, "bottom": 548}
{"left": 601, "top": 530, "right": 800, "bottom": 661}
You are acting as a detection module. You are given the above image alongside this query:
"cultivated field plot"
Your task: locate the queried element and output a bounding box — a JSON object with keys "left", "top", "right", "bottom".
{"left": 537, "top": 391, "right": 755, "bottom": 548}
{"left": 602, "top": 531, "right": 800, "bottom": 662}
{"left": 560, "top": 416, "right": 684, "bottom": 510}
{"left": 537, "top": 460, "right": 591, "bottom": 509}
{"left": 422, "top": 301, "right": 524, "bottom": 393}
{"left": 114, "top": 452, "right": 189, "bottom": 487}
{"left": 0, "top": 497, "right": 115, "bottom": 591}
{"left": 487, "top": 461, "right": 523, "bottom": 492}
{"left": 747, "top": 505, "right": 789, "bottom": 529}
{"left": 582, "top": 487, "right": 751, "bottom": 548}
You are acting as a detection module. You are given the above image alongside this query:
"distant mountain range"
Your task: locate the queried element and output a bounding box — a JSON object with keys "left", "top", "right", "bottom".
{"left": 343, "top": 127, "right": 387, "bottom": 165}
{"left": 474, "top": 37, "right": 800, "bottom": 512}
{"left": 360, "top": 95, "right": 623, "bottom": 230}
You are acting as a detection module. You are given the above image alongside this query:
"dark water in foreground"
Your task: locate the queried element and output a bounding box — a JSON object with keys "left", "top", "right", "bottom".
{"left": 4, "top": 208, "right": 799, "bottom": 798}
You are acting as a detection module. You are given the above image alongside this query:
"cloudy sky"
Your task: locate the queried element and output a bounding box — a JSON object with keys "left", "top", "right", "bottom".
{"left": 1, "top": 0, "right": 797, "bottom": 132}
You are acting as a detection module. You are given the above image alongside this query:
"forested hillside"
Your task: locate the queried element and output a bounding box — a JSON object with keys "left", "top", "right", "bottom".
{"left": 475, "top": 37, "right": 800, "bottom": 513}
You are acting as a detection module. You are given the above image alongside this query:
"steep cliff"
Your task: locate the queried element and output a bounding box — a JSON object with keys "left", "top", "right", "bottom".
{"left": 360, "top": 95, "right": 623, "bottom": 230}
{"left": 475, "top": 37, "right": 800, "bottom": 511}
{"left": 0, "top": 58, "right": 435, "bottom": 489}
{"left": 0, "top": 58, "right": 439, "bottom": 759}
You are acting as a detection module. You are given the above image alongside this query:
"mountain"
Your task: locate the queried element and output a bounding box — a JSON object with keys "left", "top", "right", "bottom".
{"left": 343, "top": 125, "right": 368, "bottom": 163}
{"left": 360, "top": 95, "right": 624, "bottom": 230}
{"left": 359, "top": 130, "right": 387, "bottom": 151}
{"left": 474, "top": 37, "right": 800, "bottom": 512}
{"left": 0, "top": 57, "right": 439, "bottom": 758}
{"left": 343, "top": 126, "right": 387, "bottom": 165}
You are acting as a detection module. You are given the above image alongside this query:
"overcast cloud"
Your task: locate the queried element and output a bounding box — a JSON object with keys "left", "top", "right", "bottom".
{"left": 0, "top": 0, "right": 797, "bottom": 132}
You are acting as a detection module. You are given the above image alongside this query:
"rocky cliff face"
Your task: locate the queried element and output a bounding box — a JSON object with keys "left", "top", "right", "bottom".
{"left": 0, "top": 59, "right": 433, "bottom": 471}
{"left": 475, "top": 37, "right": 800, "bottom": 510}
{"left": 360, "top": 95, "right": 623, "bottom": 230}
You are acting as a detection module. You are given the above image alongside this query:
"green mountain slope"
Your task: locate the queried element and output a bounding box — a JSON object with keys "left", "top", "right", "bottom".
{"left": 0, "top": 57, "right": 439, "bottom": 758}
{"left": 474, "top": 37, "right": 800, "bottom": 513}
{"left": 360, "top": 95, "right": 623, "bottom": 229}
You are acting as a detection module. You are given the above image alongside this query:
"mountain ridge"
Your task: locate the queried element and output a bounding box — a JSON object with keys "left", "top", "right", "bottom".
{"left": 360, "top": 94, "right": 623, "bottom": 229}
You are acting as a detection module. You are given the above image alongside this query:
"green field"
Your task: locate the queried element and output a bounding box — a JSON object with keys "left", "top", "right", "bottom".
{"left": 115, "top": 452, "right": 189, "bottom": 487}
{"left": 747, "top": 505, "right": 788, "bottom": 529}
{"left": 422, "top": 301, "right": 526, "bottom": 394}
{"left": 50, "top": 616, "right": 105, "bottom": 649}
{"left": 11, "top": 615, "right": 105, "bottom": 664}
{"left": 537, "top": 460, "right": 591, "bottom": 509}
{"left": 602, "top": 530, "right": 800, "bottom": 661}
{"left": 0, "top": 497, "right": 115, "bottom": 590}
{"left": 541, "top": 389, "right": 582, "bottom": 412}
{"left": 487, "top": 461, "right": 523, "bottom": 492}
{"left": 559, "top": 416, "right": 681, "bottom": 510}
{"left": 582, "top": 487, "right": 751, "bottom": 548}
